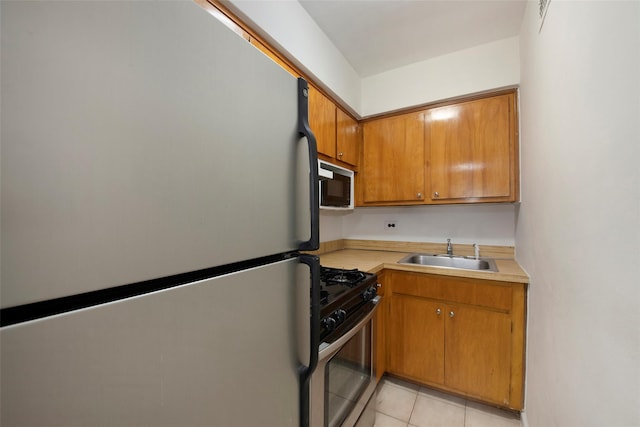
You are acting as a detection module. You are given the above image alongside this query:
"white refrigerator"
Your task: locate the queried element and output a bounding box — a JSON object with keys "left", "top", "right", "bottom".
{"left": 0, "top": 1, "right": 320, "bottom": 426}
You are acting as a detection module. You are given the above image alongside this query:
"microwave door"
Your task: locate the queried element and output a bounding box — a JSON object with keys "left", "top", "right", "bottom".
{"left": 322, "top": 174, "right": 350, "bottom": 207}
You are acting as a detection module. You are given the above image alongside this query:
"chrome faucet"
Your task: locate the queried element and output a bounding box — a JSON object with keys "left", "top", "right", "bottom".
{"left": 446, "top": 238, "right": 453, "bottom": 256}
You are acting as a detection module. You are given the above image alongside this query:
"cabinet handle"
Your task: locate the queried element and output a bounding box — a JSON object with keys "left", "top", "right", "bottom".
{"left": 434, "top": 191, "right": 439, "bottom": 198}
{"left": 436, "top": 308, "right": 441, "bottom": 315}
{"left": 417, "top": 192, "right": 422, "bottom": 199}
{"left": 449, "top": 311, "right": 455, "bottom": 318}
{"left": 338, "top": 152, "right": 343, "bottom": 157}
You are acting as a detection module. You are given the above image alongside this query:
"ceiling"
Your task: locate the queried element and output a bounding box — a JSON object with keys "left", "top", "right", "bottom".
{"left": 298, "top": 0, "right": 527, "bottom": 78}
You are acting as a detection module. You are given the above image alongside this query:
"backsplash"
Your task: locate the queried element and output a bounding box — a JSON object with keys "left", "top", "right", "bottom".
{"left": 321, "top": 203, "right": 517, "bottom": 247}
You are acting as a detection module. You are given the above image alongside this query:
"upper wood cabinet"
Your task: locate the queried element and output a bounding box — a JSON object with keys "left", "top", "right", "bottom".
{"left": 309, "top": 86, "right": 360, "bottom": 169}
{"left": 361, "top": 111, "right": 425, "bottom": 203}
{"left": 336, "top": 108, "right": 359, "bottom": 167}
{"left": 359, "top": 90, "right": 519, "bottom": 206}
{"left": 426, "top": 92, "right": 518, "bottom": 203}
{"left": 308, "top": 86, "right": 337, "bottom": 159}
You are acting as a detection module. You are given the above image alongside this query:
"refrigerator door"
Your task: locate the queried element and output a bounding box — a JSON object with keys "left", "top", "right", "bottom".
{"left": 1, "top": 1, "right": 316, "bottom": 308}
{"left": 1, "top": 258, "right": 312, "bottom": 427}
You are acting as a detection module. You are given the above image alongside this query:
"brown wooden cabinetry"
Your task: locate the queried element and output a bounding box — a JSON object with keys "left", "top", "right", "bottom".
{"left": 361, "top": 111, "right": 425, "bottom": 203}
{"left": 388, "top": 295, "right": 444, "bottom": 384}
{"left": 374, "top": 272, "right": 387, "bottom": 383}
{"left": 444, "top": 304, "right": 512, "bottom": 403}
{"left": 385, "top": 270, "right": 525, "bottom": 410}
{"left": 308, "top": 85, "right": 336, "bottom": 159}
{"left": 336, "top": 108, "right": 359, "bottom": 167}
{"left": 426, "top": 92, "right": 518, "bottom": 203}
{"left": 359, "top": 90, "right": 519, "bottom": 206}
{"left": 309, "top": 87, "right": 360, "bottom": 170}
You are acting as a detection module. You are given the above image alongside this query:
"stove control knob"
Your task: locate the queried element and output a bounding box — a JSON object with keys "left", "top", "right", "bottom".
{"left": 322, "top": 317, "right": 336, "bottom": 332}
{"left": 334, "top": 309, "right": 347, "bottom": 323}
{"left": 362, "top": 286, "right": 377, "bottom": 301}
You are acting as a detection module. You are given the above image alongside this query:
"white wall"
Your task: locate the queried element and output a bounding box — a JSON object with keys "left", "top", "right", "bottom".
{"left": 339, "top": 204, "right": 516, "bottom": 247}
{"left": 319, "top": 211, "right": 345, "bottom": 242}
{"left": 516, "top": 1, "right": 640, "bottom": 426}
{"left": 361, "top": 37, "right": 520, "bottom": 117}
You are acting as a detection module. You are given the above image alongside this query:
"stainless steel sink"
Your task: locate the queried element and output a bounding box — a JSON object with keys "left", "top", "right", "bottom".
{"left": 397, "top": 253, "right": 498, "bottom": 272}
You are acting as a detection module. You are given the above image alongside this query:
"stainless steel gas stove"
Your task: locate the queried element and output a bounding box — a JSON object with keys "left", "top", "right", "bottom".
{"left": 311, "top": 266, "right": 379, "bottom": 427}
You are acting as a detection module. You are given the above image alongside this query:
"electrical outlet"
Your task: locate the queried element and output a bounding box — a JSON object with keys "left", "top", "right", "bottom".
{"left": 385, "top": 221, "right": 397, "bottom": 229}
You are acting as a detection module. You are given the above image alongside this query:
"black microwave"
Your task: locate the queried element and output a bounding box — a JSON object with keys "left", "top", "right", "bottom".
{"left": 319, "top": 160, "right": 353, "bottom": 209}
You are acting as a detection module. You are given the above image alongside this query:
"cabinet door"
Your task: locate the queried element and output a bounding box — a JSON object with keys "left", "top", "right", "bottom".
{"left": 445, "top": 304, "right": 512, "bottom": 405}
{"left": 388, "top": 294, "right": 444, "bottom": 384}
{"left": 362, "top": 112, "right": 425, "bottom": 203}
{"left": 308, "top": 86, "right": 336, "bottom": 158}
{"left": 336, "top": 108, "right": 359, "bottom": 167}
{"left": 428, "top": 94, "right": 516, "bottom": 202}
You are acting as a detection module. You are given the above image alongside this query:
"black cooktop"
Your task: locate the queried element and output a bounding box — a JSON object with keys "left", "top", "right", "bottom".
{"left": 318, "top": 266, "right": 378, "bottom": 342}
{"left": 319, "top": 267, "right": 376, "bottom": 308}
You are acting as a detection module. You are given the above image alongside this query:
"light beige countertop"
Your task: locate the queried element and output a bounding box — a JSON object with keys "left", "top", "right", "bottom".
{"left": 315, "top": 241, "right": 529, "bottom": 284}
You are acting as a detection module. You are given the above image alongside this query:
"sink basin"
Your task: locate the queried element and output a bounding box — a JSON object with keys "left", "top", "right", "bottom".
{"left": 398, "top": 254, "right": 498, "bottom": 272}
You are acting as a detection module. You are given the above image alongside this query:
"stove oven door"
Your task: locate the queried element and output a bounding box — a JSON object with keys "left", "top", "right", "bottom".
{"left": 311, "top": 298, "right": 379, "bottom": 427}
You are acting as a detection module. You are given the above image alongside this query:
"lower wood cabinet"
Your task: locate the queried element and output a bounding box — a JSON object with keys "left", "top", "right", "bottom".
{"left": 385, "top": 270, "right": 526, "bottom": 410}
{"left": 374, "top": 272, "right": 388, "bottom": 383}
{"left": 443, "top": 303, "right": 512, "bottom": 404}
{"left": 388, "top": 295, "right": 444, "bottom": 384}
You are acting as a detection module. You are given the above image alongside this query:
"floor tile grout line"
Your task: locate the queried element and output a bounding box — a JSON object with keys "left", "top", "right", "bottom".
{"left": 463, "top": 397, "right": 468, "bottom": 427}
{"left": 374, "top": 410, "right": 412, "bottom": 426}
{"left": 407, "top": 388, "right": 419, "bottom": 426}
{"left": 378, "top": 378, "right": 420, "bottom": 425}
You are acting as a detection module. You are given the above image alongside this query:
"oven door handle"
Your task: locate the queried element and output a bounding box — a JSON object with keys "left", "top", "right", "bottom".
{"left": 319, "top": 296, "right": 380, "bottom": 361}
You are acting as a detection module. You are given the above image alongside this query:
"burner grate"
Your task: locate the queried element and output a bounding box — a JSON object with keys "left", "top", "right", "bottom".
{"left": 320, "top": 267, "right": 366, "bottom": 286}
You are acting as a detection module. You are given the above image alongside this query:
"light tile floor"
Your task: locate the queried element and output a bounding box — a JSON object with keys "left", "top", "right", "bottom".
{"left": 374, "top": 377, "right": 522, "bottom": 427}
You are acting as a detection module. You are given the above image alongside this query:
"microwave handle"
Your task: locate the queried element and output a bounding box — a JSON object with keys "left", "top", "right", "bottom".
{"left": 297, "top": 78, "right": 319, "bottom": 252}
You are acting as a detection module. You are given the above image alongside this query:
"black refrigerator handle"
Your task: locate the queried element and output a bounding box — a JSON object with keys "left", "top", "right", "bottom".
{"left": 297, "top": 254, "right": 320, "bottom": 427}
{"left": 297, "top": 78, "right": 320, "bottom": 252}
